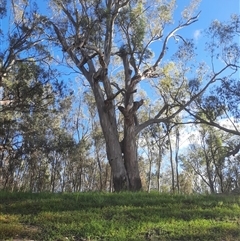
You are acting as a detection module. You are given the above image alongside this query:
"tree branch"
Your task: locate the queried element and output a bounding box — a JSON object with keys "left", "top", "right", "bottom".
{"left": 106, "top": 89, "right": 126, "bottom": 102}
{"left": 59, "top": 2, "right": 77, "bottom": 27}
{"left": 50, "top": 22, "right": 90, "bottom": 76}
{"left": 184, "top": 108, "right": 240, "bottom": 136}
{"left": 142, "top": 12, "right": 201, "bottom": 78}
{"left": 135, "top": 63, "right": 234, "bottom": 136}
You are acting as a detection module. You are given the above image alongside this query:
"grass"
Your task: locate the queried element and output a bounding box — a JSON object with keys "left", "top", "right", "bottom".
{"left": 0, "top": 191, "right": 240, "bottom": 240}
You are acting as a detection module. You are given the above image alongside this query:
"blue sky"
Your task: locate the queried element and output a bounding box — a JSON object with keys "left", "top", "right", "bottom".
{"left": 1, "top": 0, "right": 239, "bottom": 101}
{"left": 171, "top": 0, "right": 239, "bottom": 49}
{"left": 191, "top": 0, "right": 239, "bottom": 44}
{"left": 198, "top": 0, "right": 239, "bottom": 22}
{"left": 143, "top": 0, "right": 240, "bottom": 95}
{"left": 178, "top": 0, "right": 239, "bottom": 26}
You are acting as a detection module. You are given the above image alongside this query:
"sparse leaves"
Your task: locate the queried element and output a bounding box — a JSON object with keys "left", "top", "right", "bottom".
{"left": 181, "top": 0, "right": 201, "bottom": 20}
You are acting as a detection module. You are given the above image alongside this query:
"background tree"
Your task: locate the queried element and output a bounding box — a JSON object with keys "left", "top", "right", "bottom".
{"left": 181, "top": 125, "right": 240, "bottom": 194}
{"left": 0, "top": 0, "right": 74, "bottom": 191}
{"left": 183, "top": 14, "right": 240, "bottom": 136}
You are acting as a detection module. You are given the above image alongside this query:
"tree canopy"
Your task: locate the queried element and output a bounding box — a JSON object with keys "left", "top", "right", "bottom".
{"left": 0, "top": 0, "right": 240, "bottom": 193}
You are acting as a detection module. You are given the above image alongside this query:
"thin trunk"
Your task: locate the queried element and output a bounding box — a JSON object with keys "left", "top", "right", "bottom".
{"left": 93, "top": 120, "right": 103, "bottom": 191}
{"left": 109, "top": 168, "right": 113, "bottom": 193}
{"left": 206, "top": 160, "right": 215, "bottom": 193}
{"left": 147, "top": 159, "right": 152, "bottom": 193}
{"left": 104, "top": 164, "right": 109, "bottom": 191}
{"left": 157, "top": 142, "right": 162, "bottom": 193}
{"left": 78, "top": 165, "right": 83, "bottom": 191}
{"left": 147, "top": 138, "right": 153, "bottom": 193}
{"left": 175, "top": 129, "right": 180, "bottom": 193}
{"left": 97, "top": 156, "right": 103, "bottom": 191}
{"left": 204, "top": 148, "right": 215, "bottom": 193}
{"left": 51, "top": 162, "right": 55, "bottom": 193}
{"left": 168, "top": 132, "right": 175, "bottom": 193}
{"left": 234, "top": 168, "right": 239, "bottom": 188}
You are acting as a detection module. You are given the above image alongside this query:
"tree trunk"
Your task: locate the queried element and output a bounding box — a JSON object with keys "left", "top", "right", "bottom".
{"left": 97, "top": 156, "right": 103, "bottom": 191}
{"left": 168, "top": 132, "right": 175, "bottom": 193}
{"left": 206, "top": 161, "right": 215, "bottom": 193}
{"left": 90, "top": 79, "right": 128, "bottom": 192}
{"left": 147, "top": 159, "right": 152, "bottom": 193}
{"left": 101, "top": 114, "right": 128, "bottom": 191}
{"left": 175, "top": 129, "right": 180, "bottom": 193}
{"left": 157, "top": 142, "right": 162, "bottom": 193}
{"left": 123, "top": 117, "right": 142, "bottom": 191}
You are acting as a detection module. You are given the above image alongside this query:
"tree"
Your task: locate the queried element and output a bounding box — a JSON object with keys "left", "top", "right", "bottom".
{"left": 0, "top": 0, "right": 74, "bottom": 191}
{"left": 181, "top": 125, "right": 240, "bottom": 194}
{"left": 182, "top": 14, "right": 240, "bottom": 135}
{"left": 0, "top": 0, "right": 53, "bottom": 164}
{"left": 5, "top": 0, "right": 236, "bottom": 191}
{"left": 30, "top": 0, "right": 240, "bottom": 191}
{"left": 36, "top": 0, "right": 192, "bottom": 191}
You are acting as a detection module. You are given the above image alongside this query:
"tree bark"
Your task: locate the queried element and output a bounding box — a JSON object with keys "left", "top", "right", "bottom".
{"left": 123, "top": 116, "right": 142, "bottom": 191}
{"left": 89, "top": 77, "right": 128, "bottom": 191}
{"left": 175, "top": 128, "right": 180, "bottom": 193}
{"left": 147, "top": 158, "right": 152, "bottom": 193}
{"left": 168, "top": 131, "right": 175, "bottom": 193}
{"left": 157, "top": 142, "right": 162, "bottom": 193}
{"left": 206, "top": 160, "right": 215, "bottom": 194}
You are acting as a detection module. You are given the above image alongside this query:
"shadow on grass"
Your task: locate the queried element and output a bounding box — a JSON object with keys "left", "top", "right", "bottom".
{"left": 0, "top": 192, "right": 240, "bottom": 240}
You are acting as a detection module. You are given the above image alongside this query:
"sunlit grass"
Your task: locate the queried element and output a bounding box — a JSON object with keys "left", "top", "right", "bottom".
{"left": 0, "top": 191, "right": 240, "bottom": 240}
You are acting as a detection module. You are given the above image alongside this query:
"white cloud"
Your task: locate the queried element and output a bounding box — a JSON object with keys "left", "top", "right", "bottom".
{"left": 193, "top": 29, "right": 202, "bottom": 42}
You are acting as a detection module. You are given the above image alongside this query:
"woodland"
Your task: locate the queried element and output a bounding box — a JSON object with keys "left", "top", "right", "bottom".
{"left": 1, "top": 0, "right": 240, "bottom": 193}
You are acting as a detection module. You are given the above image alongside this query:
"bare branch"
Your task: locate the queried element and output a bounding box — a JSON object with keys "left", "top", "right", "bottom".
{"left": 135, "top": 117, "right": 168, "bottom": 135}
{"left": 106, "top": 89, "right": 126, "bottom": 102}
{"left": 59, "top": 2, "right": 77, "bottom": 27}
{"left": 154, "top": 104, "right": 169, "bottom": 119}
{"left": 142, "top": 12, "right": 201, "bottom": 79}
{"left": 154, "top": 13, "right": 200, "bottom": 68}
{"left": 51, "top": 22, "right": 88, "bottom": 73}
{"left": 0, "top": 100, "right": 15, "bottom": 106}
{"left": 135, "top": 63, "right": 235, "bottom": 136}
{"left": 184, "top": 108, "right": 240, "bottom": 136}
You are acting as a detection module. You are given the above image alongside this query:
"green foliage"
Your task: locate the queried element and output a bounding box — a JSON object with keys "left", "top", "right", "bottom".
{"left": 130, "top": 1, "right": 146, "bottom": 50}
{"left": 117, "top": 1, "right": 147, "bottom": 53}
{"left": 158, "top": 0, "right": 176, "bottom": 23}
{"left": 182, "top": 125, "right": 239, "bottom": 194}
{"left": 0, "top": 192, "right": 240, "bottom": 240}
{"left": 181, "top": 0, "right": 201, "bottom": 20}
{"left": 0, "top": 57, "right": 74, "bottom": 192}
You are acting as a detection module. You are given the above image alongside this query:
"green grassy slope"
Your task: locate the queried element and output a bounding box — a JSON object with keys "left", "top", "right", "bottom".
{"left": 0, "top": 191, "right": 240, "bottom": 241}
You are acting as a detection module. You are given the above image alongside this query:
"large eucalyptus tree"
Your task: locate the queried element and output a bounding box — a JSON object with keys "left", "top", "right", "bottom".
{"left": 35, "top": 0, "right": 197, "bottom": 191}
{"left": 30, "top": 0, "right": 240, "bottom": 191}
